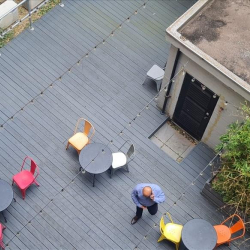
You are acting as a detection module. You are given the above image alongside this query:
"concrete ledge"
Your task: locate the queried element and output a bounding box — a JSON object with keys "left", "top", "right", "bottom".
{"left": 0, "top": 0, "right": 19, "bottom": 30}
{"left": 23, "top": 0, "right": 44, "bottom": 10}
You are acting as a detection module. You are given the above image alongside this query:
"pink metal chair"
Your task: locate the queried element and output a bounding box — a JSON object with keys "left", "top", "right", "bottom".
{"left": 0, "top": 224, "right": 6, "bottom": 250}
{"left": 12, "top": 156, "right": 39, "bottom": 199}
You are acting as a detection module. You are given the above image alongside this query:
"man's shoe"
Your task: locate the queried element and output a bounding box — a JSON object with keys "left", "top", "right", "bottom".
{"left": 131, "top": 216, "right": 140, "bottom": 225}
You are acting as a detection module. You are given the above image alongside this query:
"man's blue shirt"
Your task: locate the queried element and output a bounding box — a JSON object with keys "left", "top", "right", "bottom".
{"left": 131, "top": 183, "right": 165, "bottom": 207}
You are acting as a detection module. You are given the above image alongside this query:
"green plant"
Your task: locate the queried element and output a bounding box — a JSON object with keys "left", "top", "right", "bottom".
{"left": 0, "top": 28, "right": 14, "bottom": 48}
{"left": 38, "top": 0, "right": 60, "bottom": 16}
{"left": 213, "top": 104, "right": 250, "bottom": 217}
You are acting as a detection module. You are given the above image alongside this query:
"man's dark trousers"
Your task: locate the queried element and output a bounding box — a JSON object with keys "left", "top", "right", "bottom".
{"left": 136, "top": 203, "right": 158, "bottom": 218}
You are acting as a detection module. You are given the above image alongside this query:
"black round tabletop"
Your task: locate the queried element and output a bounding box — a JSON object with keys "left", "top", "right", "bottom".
{"left": 79, "top": 143, "right": 112, "bottom": 174}
{"left": 181, "top": 219, "right": 217, "bottom": 250}
{"left": 0, "top": 179, "right": 14, "bottom": 212}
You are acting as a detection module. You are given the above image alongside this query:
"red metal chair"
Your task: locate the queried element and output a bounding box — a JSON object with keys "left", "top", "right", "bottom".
{"left": 0, "top": 223, "right": 6, "bottom": 250}
{"left": 12, "top": 156, "right": 39, "bottom": 199}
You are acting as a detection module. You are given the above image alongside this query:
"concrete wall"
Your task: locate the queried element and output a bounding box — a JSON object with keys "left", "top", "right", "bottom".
{"left": 23, "top": 0, "right": 44, "bottom": 10}
{"left": 0, "top": 0, "right": 18, "bottom": 30}
{"left": 158, "top": 45, "right": 249, "bottom": 149}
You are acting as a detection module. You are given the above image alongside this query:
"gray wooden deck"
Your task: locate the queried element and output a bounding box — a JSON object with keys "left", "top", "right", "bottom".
{"left": 0, "top": 0, "right": 248, "bottom": 249}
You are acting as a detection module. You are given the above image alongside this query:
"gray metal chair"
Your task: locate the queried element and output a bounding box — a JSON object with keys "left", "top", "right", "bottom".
{"left": 143, "top": 64, "right": 165, "bottom": 91}
{"left": 109, "top": 141, "right": 135, "bottom": 178}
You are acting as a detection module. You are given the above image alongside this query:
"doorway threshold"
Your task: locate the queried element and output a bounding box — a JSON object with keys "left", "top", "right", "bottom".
{"left": 150, "top": 120, "right": 197, "bottom": 162}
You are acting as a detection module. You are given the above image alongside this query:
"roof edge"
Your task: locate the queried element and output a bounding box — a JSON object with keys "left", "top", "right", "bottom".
{"left": 166, "top": 0, "right": 250, "bottom": 97}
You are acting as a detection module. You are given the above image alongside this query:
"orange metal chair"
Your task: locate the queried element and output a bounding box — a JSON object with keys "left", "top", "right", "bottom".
{"left": 213, "top": 214, "right": 245, "bottom": 247}
{"left": 66, "top": 118, "right": 95, "bottom": 154}
{"left": 0, "top": 223, "right": 6, "bottom": 250}
{"left": 12, "top": 156, "right": 40, "bottom": 199}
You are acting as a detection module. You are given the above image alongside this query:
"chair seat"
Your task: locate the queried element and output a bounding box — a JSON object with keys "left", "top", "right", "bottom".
{"left": 13, "top": 170, "right": 35, "bottom": 189}
{"left": 68, "top": 132, "right": 89, "bottom": 151}
{"left": 112, "top": 152, "right": 127, "bottom": 168}
{"left": 147, "top": 65, "right": 164, "bottom": 80}
{"left": 164, "top": 223, "right": 183, "bottom": 243}
{"left": 214, "top": 225, "right": 231, "bottom": 244}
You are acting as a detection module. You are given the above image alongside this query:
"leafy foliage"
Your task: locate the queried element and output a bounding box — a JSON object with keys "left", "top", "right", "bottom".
{"left": 0, "top": 29, "right": 14, "bottom": 48}
{"left": 213, "top": 104, "right": 250, "bottom": 217}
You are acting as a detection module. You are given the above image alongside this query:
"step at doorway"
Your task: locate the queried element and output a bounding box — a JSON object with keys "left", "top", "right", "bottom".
{"left": 150, "top": 121, "right": 197, "bottom": 162}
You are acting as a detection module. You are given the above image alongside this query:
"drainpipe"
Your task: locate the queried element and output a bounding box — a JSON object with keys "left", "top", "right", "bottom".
{"left": 161, "top": 49, "right": 181, "bottom": 114}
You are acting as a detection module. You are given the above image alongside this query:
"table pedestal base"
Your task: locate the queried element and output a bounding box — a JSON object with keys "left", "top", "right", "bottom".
{"left": 1, "top": 211, "right": 7, "bottom": 223}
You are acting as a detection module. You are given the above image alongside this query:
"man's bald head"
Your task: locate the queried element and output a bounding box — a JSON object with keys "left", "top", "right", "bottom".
{"left": 143, "top": 186, "right": 152, "bottom": 197}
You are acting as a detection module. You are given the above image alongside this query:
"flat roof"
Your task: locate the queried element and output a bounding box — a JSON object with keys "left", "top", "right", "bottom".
{"left": 180, "top": 0, "right": 250, "bottom": 84}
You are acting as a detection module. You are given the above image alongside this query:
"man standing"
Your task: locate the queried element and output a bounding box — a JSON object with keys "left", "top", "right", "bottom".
{"left": 131, "top": 183, "right": 165, "bottom": 224}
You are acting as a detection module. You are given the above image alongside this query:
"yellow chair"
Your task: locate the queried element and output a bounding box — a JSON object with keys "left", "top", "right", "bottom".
{"left": 158, "top": 213, "right": 183, "bottom": 250}
{"left": 66, "top": 118, "right": 95, "bottom": 154}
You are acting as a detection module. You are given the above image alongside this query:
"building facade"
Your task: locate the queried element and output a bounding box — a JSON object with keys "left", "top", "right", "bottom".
{"left": 158, "top": 0, "right": 250, "bottom": 149}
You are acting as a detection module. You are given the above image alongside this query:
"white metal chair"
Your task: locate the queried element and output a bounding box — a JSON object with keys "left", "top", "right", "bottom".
{"left": 143, "top": 64, "right": 165, "bottom": 91}
{"left": 109, "top": 141, "right": 135, "bottom": 178}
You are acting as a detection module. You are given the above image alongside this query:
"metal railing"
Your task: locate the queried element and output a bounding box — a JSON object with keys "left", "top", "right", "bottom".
{"left": 0, "top": 0, "right": 64, "bottom": 38}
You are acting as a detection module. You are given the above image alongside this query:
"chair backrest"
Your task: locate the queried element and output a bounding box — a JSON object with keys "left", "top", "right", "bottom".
{"left": 222, "top": 214, "right": 245, "bottom": 242}
{"left": 127, "top": 144, "right": 135, "bottom": 159}
{"left": 74, "top": 118, "right": 95, "bottom": 139}
{"left": 160, "top": 216, "right": 165, "bottom": 233}
{"left": 21, "top": 156, "right": 39, "bottom": 178}
{"left": 166, "top": 212, "right": 174, "bottom": 223}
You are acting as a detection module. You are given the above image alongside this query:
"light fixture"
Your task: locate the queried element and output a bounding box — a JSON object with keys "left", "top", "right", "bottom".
{"left": 192, "top": 78, "right": 195, "bottom": 82}
{"left": 224, "top": 101, "right": 228, "bottom": 105}
{"left": 213, "top": 94, "right": 217, "bottom": 98}
{"left": 201, "top": 85, "right": 206, "bottom": 91}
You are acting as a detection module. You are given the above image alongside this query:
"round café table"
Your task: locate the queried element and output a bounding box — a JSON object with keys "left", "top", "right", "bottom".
{"left": 0, "top": 179, "right": 14, "bottom": 222}
{"left": 79, "top": 143, "right": 112, "bottom": 187}
{"left": 180, "top": 219, "right": 217, "bottom": 250}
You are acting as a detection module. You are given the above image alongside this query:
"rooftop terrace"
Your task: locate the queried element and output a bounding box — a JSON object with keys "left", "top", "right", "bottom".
{"left": 0, "top": 0, "right": 248, "bottom": 249}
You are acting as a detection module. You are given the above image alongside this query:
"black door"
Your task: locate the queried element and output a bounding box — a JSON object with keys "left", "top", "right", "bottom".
{"left": 173, "top": 73, "right": 219, "bottom": 140}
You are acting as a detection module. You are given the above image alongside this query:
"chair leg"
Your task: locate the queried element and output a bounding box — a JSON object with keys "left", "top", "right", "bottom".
{"left": 155, "top": 80, "right": 162, "bottom": 92}
{"left": 110, "top": 168, "right": 114, "bottom": 178}
{"left": 176, "top": 242, "right": 180, "bottom": 250}
{"left": 21, "top": 189, "right": 26, "bottom": 200}
{"left": 142, "top": 77, "right": 147, "bottom": 85}
{"left": 0, "top": 241, "right": 5, "bottom": 250}
{"left": 34, "top": 180, "right": 40, "bottom": 187}
{"left": 1, "top": 211, "right": 7, "bottom": 223}
{"left": 125, "top": 164, "right": 129, "bottom": 172}
{"left": 157, "top": 234, "right": 166, "bottom": 243}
